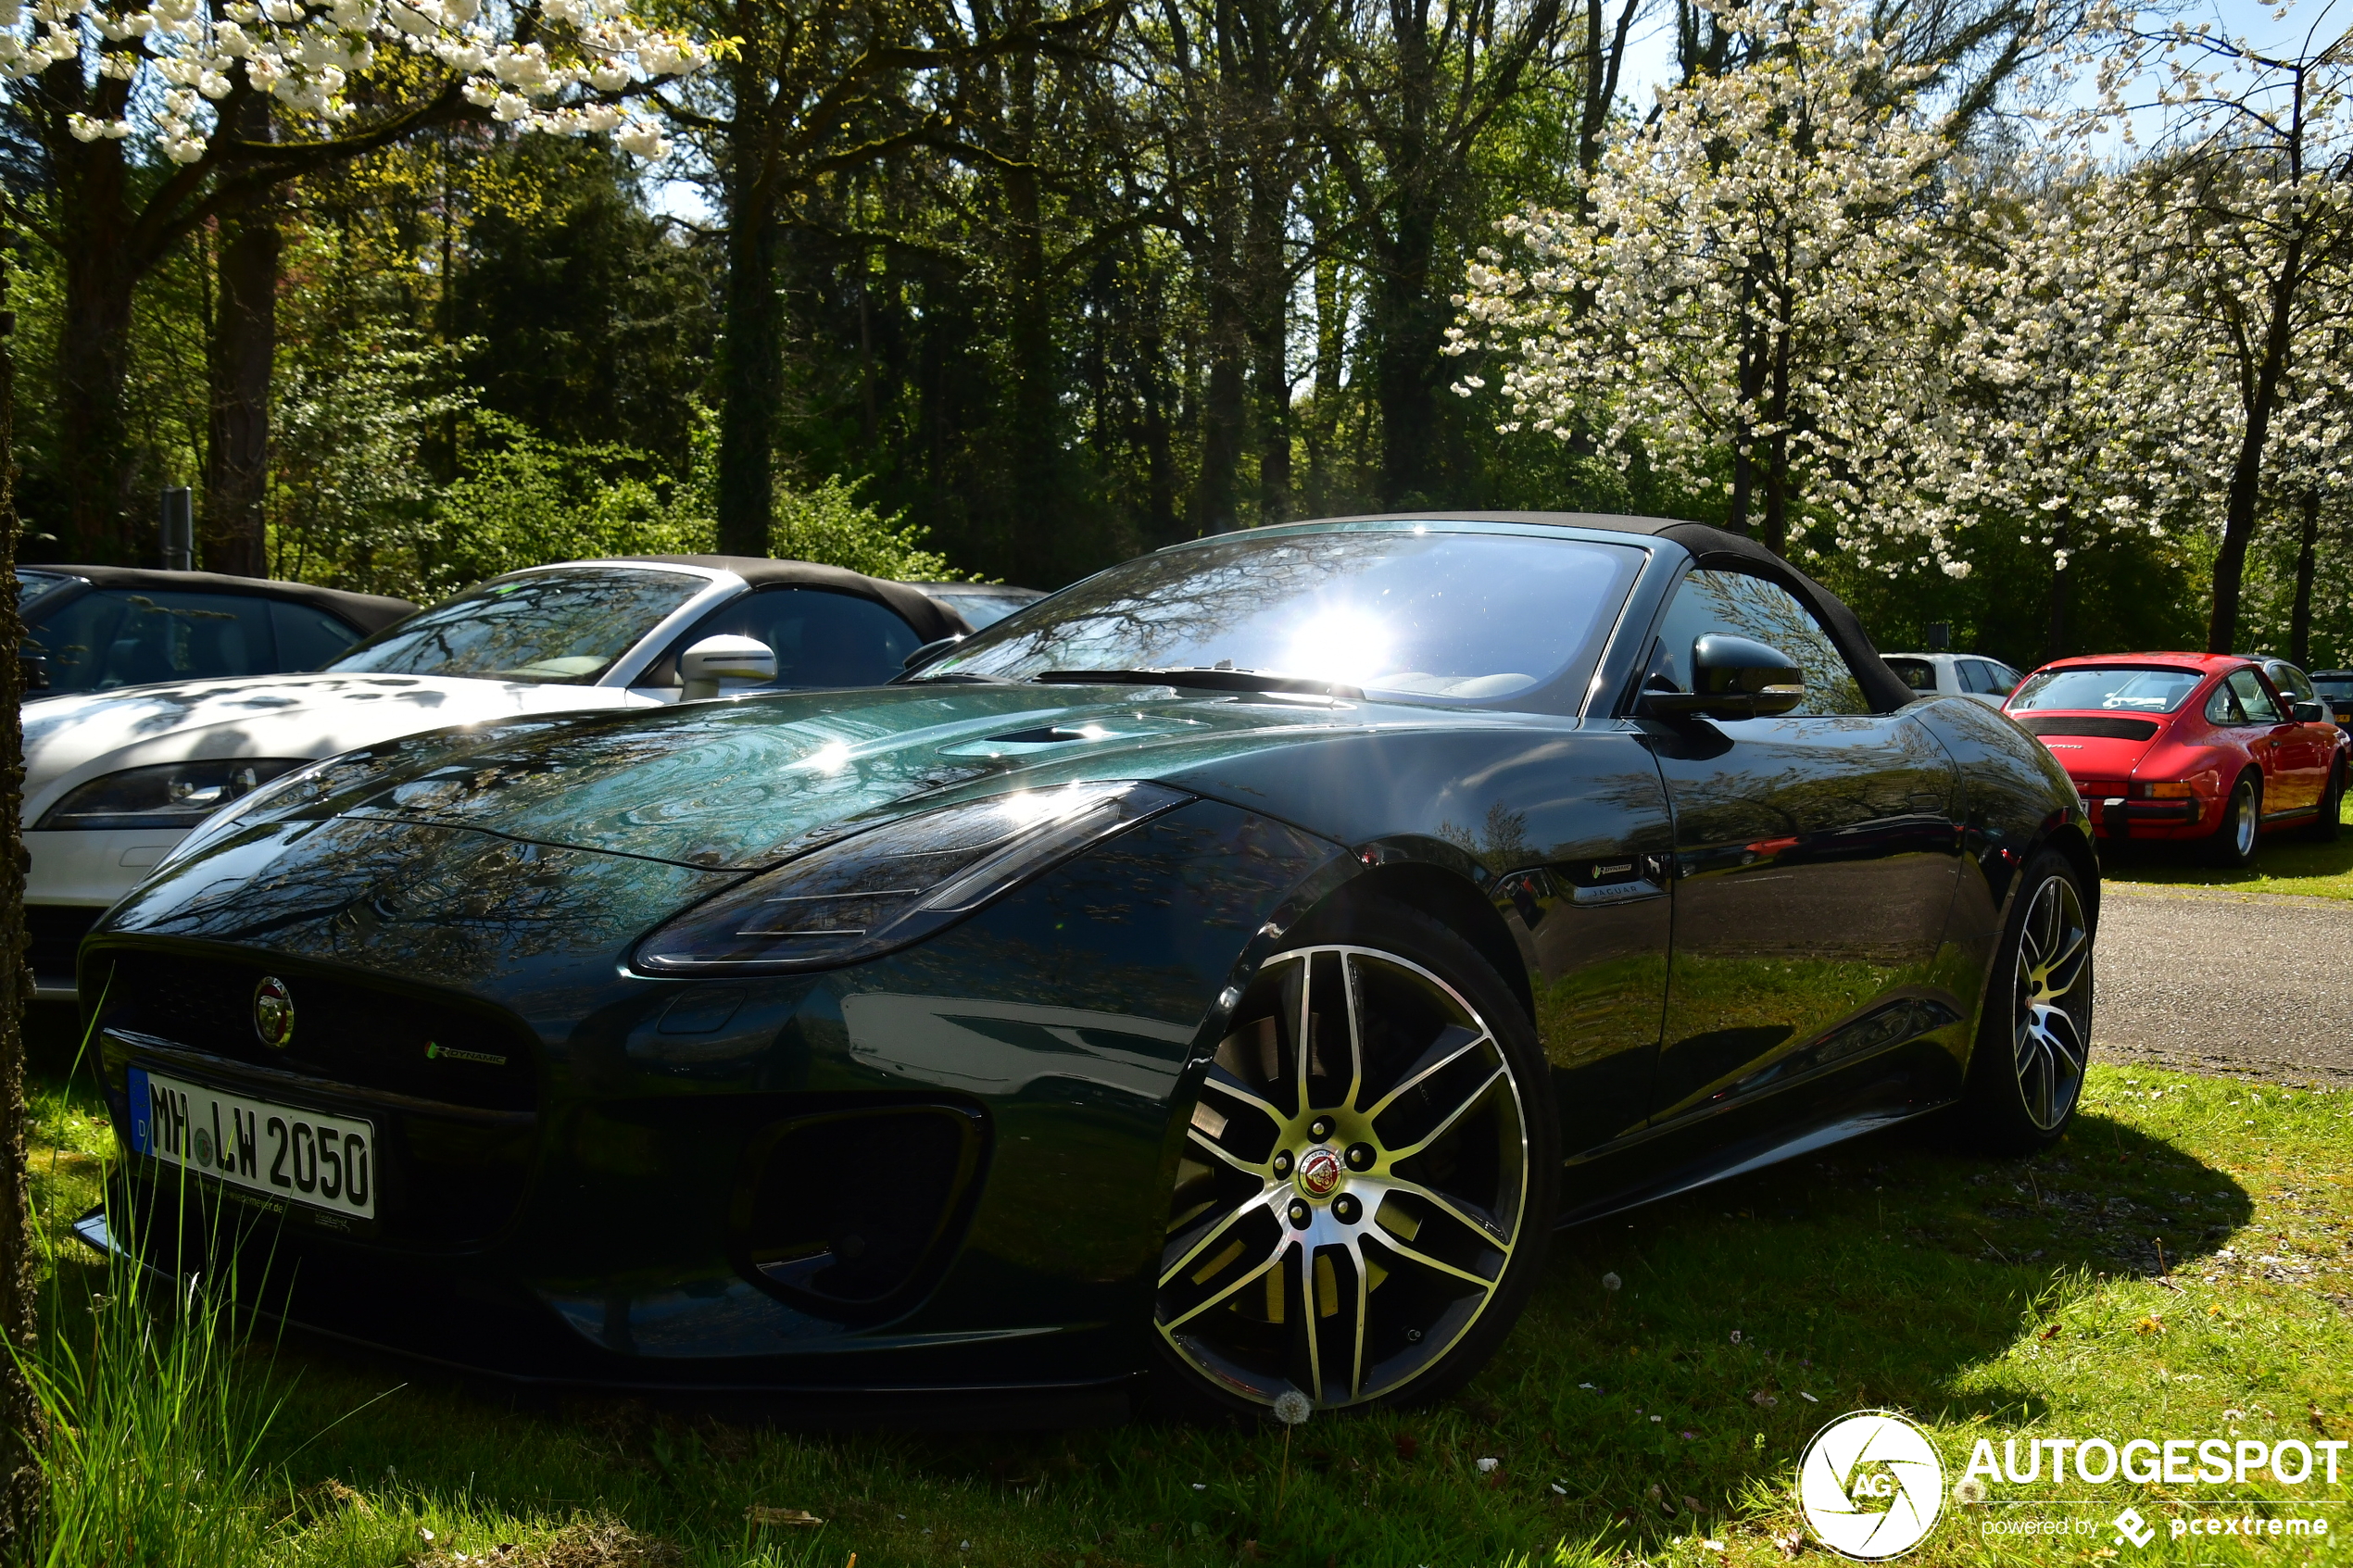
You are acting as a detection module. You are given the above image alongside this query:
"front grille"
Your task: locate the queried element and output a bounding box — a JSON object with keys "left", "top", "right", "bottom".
{"left": 95, "top": 948, "right": 534, "bottom": 1111}
{"left": 29, "top": 906, "right": 101, "bottom": 983}
{"left": 94, "top": 947, "right": 539, "bottom": 1250}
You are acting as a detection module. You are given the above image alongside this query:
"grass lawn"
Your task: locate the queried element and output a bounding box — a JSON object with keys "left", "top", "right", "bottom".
{"left": 2102, "top": 791, "right": 2353, "bottom": 900}
{"left": 22, "top": 1052, "right": 2352, "bottom": 1568}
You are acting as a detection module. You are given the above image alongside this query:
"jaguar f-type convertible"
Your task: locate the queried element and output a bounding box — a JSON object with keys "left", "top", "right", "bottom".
{"left": 81, "top": 513, "right": 2094, "bottom": 1420}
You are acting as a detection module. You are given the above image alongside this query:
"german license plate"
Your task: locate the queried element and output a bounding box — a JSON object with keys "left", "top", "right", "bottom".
{"left": 128, "top": 1067, "right": 376, "bottom": 1221}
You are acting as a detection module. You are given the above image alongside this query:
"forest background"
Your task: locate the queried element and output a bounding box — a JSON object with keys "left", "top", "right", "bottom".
{"left": 4, "top": 0, "right": 2351, "bottom": 674}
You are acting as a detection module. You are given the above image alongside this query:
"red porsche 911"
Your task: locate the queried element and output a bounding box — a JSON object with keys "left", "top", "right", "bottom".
{"left": 2003, "top": 654, "right": 2348, "bottom": 865}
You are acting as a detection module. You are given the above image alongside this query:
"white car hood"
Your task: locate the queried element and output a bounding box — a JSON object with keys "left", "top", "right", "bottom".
{"left": 23, "top": 672, "right": 652, "bottom": 820}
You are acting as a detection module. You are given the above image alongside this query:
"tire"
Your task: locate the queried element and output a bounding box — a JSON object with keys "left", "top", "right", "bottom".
{"left": 1151, "top": 897, "right": 1557, "bottom": 1417}
{"left": 1958, "top": 850, "right": 2094, "bottom": 1156}
{"left": 2200, "top": 771, "right": 2261, "bottom": 868}
{"left": 2305, "top": 762, "right": 2344, "bottom": 843}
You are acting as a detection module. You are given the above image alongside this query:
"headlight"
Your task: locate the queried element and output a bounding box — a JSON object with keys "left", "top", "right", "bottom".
{"left": 635, "top": 780, "right": 1191, "bottom": 975}
{"left": 147, "top": 753, "right": 353, "bottom": 873}
{"left": 35, "top": 759, "right": 312, "bottom": 833}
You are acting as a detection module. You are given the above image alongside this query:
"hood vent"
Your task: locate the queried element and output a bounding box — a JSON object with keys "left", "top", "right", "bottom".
{"left": 2015, "top": 715, "right": 2160, "bottom": 742}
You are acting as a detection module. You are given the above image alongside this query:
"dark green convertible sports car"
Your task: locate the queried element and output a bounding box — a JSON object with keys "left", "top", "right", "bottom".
{"left": 81, "top": 513, "right": 2095, "bottom": 1420}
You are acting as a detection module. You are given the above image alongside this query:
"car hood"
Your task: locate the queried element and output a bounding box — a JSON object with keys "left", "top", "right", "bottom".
{"left": 206, "top": 682, "right": 1518, "bottom": 872}
{"left": 20, "top": 672, "right": 651, "bottom": 819}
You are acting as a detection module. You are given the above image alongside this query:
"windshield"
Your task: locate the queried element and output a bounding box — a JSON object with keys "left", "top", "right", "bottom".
{"left": 2314, "top": 676, "right": 2353, "bottom": 699}
{"left": 330, "top": 566, "right": 706, "bottom": 684}
{"left": 920, "top": 527, "right": 1645, "bottom": 706}
{"left": 17, "top": 571, "right": 76, "bottom": 612}
{"left": 2009, "top": 665, "right": 2205, "bottom": 715}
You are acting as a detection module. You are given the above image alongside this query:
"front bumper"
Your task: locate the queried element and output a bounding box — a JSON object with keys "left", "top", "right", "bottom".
{"left": 82, "top": 798, "right": 1346, "bottom": 1396}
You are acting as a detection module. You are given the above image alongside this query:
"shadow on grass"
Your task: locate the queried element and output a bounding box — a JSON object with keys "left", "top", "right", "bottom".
{"left": 20, "top": 1048, "right": 2263, "bottom": 1568}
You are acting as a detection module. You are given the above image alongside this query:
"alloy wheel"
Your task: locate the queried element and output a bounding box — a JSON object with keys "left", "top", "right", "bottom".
{"left": 2233, "top": 783, "right": 2259, "bottom": 859}
{"left": 2012, "top": 875, "right": 2090, "bottom": 1131}
{"left": 1157, "top": 946, "right": 1529, "bottom": 1410}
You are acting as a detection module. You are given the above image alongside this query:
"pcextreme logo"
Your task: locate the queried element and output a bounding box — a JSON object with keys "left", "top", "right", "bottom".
{"left": 1797, "top": 1411, "right": 1946, "bottom": 1561}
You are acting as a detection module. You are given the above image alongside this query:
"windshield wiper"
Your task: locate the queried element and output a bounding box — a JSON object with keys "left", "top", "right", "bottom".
{"left": 1031, "top": 668, "right": 1364, "bottom": 700}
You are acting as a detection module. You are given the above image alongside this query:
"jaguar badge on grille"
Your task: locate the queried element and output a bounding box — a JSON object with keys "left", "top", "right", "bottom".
{"left": 253, "top": 975, "right": 295, "bottom": 1048}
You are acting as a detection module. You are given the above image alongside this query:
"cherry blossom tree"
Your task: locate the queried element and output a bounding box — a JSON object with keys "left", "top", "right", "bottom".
{"left": 5, "top": 0, "right": 710, "bottom": 562}
{"left": 1447, "top": 0, "right": 1969, "bottom": 558}
{"left": 2087, "top": 12, "right": 2353, "bottom": 653}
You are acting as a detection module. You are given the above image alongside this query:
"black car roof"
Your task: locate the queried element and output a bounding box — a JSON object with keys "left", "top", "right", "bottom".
{"left": 23, "top": 566, "right": 414, "bottom": 633}
{"left": 607, "top": 556, "right": 972, "bottom": 642}
{"left": 1295, "top": 510, "right": 1918, "bottom": 714}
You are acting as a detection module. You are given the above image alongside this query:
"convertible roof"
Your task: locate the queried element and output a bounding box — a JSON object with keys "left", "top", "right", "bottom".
{"left": 605, "top": 556, "right": 972, "bottom": 642}
{"left": 1308, "top": 510, "right": 1916, "bottom": 713}
{"left": 21, "top": 566, "right": 414, "bottom": 633}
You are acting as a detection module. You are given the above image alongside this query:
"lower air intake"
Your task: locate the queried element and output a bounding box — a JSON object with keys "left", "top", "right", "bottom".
{"left": 734, "top": 1104, "right": 986, "bottom": 1321}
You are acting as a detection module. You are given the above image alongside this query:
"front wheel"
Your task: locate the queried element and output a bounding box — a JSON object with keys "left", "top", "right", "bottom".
{"left": 2201, "top": 771, "right": 2261, "bottom": 868}
{"left": 1958, "top": 851, "right": 2094, "bottom": 1155}
{"left": 1151, "top": 898, "right": 1556, "bottom": 1416}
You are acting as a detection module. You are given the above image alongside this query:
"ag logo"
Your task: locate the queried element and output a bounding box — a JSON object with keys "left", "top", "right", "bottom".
{"left": 253, "top": 975, "right": 296, "bottom": 1049}
{"left": 1797, "top": 1411, "right": 1945, "bottom": 1560}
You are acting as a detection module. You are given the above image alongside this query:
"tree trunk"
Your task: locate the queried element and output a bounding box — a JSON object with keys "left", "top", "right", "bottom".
{"left": 1200, "top": 287, "right": 1246, "bottom": 533}
{"left": 2208, "top": 229, "right": 2304, "bottom": 656}
{"left": 205, "top": 183, "right": 279, "bottom": 577}
{"left": 1000, "top": 35, "right": 1063, "bottom": 582}
{"left": 2291, "top": 488, "right": 2319, "bottom": 668}
{"left": 2045, "top": 512, "right": 2070, "bottom": 664}
{"left": 0, "top": 229, "right": 49, "bottom": 1560}
{"left": 716, "top": 44, "right": 782, "bottom": 558}
{"left": 57, "top": 143, "right": 140, "bottom": 563}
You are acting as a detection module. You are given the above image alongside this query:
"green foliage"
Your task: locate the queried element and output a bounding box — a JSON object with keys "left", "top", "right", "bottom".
{"left": 270, "top": 331, "right": 474, "bottom": 596}
{"left": 330, "top": 408, "right": 967, "bottom": 603}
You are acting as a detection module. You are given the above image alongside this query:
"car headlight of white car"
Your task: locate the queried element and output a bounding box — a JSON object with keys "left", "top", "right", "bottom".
{"left": 36, "top": 759, "right": 313, "bottom": 833}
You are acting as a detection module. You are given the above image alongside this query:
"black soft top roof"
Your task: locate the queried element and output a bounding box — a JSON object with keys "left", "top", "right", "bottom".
{"left": 1303, "top": 510, "right": 1916, "bottom": 714}
{"left": 606, "top": 556, "right": 971, "bottom": 642}
{"left": 21, "top": 566, "right": 415, "bottom": 633}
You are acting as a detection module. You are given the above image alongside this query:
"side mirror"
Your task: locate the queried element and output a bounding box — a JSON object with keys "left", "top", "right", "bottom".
{"left": 2293, "top": 700, "right": 2328, "bottom": 723}
{"left": 678, "top": 634, "right": 777, "bottom": 702}
{"left": 1641, "top": 634, "right": 1806, "bottom": 721}
{"left": 901, "top": 633, "right": 965, "bottom": 673}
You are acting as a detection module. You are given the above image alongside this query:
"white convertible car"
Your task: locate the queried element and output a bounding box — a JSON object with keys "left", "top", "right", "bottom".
{"left": 23, "top": 555, "right": 972, "bottom": 997}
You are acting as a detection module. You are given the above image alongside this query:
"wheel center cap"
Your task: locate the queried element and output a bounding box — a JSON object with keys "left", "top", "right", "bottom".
{"left": 1296, "top": 1146, "right": 1343, "bottom": 1198}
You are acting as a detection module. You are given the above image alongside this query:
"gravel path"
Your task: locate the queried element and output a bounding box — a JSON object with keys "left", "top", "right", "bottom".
{"left": 2094, "top": 882, "right": 2353, "bottom": 1085}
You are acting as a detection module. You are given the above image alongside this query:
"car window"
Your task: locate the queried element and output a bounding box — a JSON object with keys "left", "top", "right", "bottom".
{"left": 24, "top": 588, "right": 279, "bottom": 693}
{"left": 1649, "top": 568, "right": 1869, "bottom": 716}
{"left": 1990, "top": 662, "right": 2023, "bottom": 695}
{"left": 2011, "top": 665, "right": 2204, "bottom": 714}
{"left": 1958, "top": 659, "right": 1999, "bottom": 695}
{"left": 2205, "top": 681, "right": 2245, "bottom": 724}
{"left": 925, "top": 528, "right": 1645, "bottom": 707}
{"left": 2229, "top": 669, "right": 2285, "bottom": 724}
{"left": 2265, "top": 662, "right": 2316, "bottom": 703}
{"left": 17, "top": 571, "right": 76, "bottom": 611}
{"left": 2313, "top": 675, "right": 2353, "bottom": 699}
{"left": 1884, "top": 657, "right": 1938, "bottom": 693}
{"left": 331, "top": 566, "right": 706, "bottom": 684}
{"left": 658, "top": 588, "right": 925, "bottom": 690}
{"left": 271, "top": 601, "right": 362, "bottom": 671}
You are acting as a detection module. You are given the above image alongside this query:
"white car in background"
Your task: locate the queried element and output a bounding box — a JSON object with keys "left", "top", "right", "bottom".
{"left": 23, "top": 555, "right": 969, "bottom": 998}
{"left": 1882, "top": 650, "right": 2025, "bottom": 707}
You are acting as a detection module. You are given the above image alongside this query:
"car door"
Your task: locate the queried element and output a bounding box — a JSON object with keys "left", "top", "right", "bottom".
{"left": 2235, "top": 668, "right": 2322, "bottom": 816}
{"left": 1642, "top": 569, "right": 1964, "bottom": 1123}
